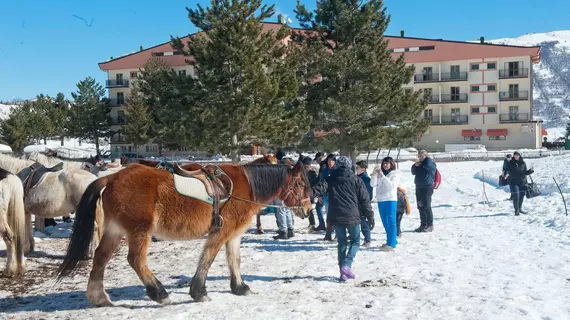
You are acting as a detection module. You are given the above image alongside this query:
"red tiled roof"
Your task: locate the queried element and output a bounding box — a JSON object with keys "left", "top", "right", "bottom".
{"left": 99, "top": 22, "right": 540, "bottom": 71}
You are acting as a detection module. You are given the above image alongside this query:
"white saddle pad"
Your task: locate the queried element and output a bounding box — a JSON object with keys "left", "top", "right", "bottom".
{"left": 173, "top": 174, "right": 214, "bottom": 205}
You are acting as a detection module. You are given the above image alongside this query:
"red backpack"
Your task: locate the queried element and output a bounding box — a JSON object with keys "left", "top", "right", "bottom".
{"left": 433, "top": 169, "right": 441, "bottom": 190}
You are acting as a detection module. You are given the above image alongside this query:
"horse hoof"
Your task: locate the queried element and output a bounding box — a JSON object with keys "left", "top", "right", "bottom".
{"left": 193, "top": 294, "right": 211, "bottom": 303}
{"left": 2, "top": 269, "right": 15, "bottom": 278}
{"left": 256, "top": 229, "right": 264, "bottom": 235}
{"left": 91, "top": 298, "right": 114, "bottom": 307}
{"left": 157, "top": 297, "right": 171, "bottom": 305}
{"left": 232, "top": 284, "right": 252, "bottom": 296}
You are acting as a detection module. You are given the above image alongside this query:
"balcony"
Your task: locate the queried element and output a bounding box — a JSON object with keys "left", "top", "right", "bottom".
{"left": 109, "top": 99, "right": 125, "bottom": 106}
{"left": 499, "top": 68, "right": 529, "bottom": 79}
{"left": 111, "top": 118, "right": 127, "bottom": 125}
{"left": 499, "top": 90, "right": 529, "bottom": 101}
{"left": 106, "top": 79, "right": 130, "bottom": 88}
{"left": 426, "top": 115, "right": 469, "bottom": 125}
{"left": 499, "top": 113, "right": 529, "bottom": 123}
{"left": 414, "top": 72, "right": 468, "bottom": 83}
{"left": 428, "top": 93, "right": 468, "bottom": 104}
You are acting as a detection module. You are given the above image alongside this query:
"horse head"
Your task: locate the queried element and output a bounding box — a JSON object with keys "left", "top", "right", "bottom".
{"left": 263, "top": 154, "right": 278, "bottom": 164}
{"left": 280, "top": 160, "right": 312, "bottom": 219}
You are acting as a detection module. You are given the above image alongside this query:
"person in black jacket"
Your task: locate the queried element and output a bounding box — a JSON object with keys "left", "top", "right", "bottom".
{"left": 311, "top": 156, "right": 375, "bottom": 282}
{"left": 411, "top": 150, "right": 437, "bottom": 232}
{"left": 504, "top": 151, "right": 534, "bottom": 216}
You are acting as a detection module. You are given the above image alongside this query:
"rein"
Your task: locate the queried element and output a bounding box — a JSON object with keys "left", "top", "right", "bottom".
{"left": 229, "top": 194, "right": 310, "bottom": 210}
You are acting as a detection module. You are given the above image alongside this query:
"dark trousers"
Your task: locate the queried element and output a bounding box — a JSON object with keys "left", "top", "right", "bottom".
{"left": 510, "top": 183, "right": 525, "bottom": 214}
{"left": 396, "top": 212, "right": 404, "bottom": 236}
{"left": 415, "top": 186, "right": 434, "bottom": 227}
{"left": 360, "top": 215, "right": 371, "bottom": 242}
{"left": 315, "top": 202, "right": 326, "bottom": 227}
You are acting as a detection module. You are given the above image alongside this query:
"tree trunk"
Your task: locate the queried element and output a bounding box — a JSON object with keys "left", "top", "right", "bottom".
{"left": 230, "top": 134, "right": 240, "bottom": 163}
{"left": 158, "top": 141, "right": 163, "bottom": 157}
{"left": 396, "top": 148, "right": 401, "bottom": 169}
{"left": 95, "top": 135, "right": 100, "bottom": 156}
{"left": 43, "top": 137, "right": 47, "bottom": 145}
{"left": 60, "top": 136, "right": 64, "bottom": 146}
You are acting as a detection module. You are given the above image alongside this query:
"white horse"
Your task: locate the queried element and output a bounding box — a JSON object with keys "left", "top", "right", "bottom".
{"left": 0, "top": 154, "right": 99, "bottom": 254}
{"left": 26, "top": 151, "right": 123, "bottom": 177}
{"left": 0, "top": 168, "right": 26, "bottom": 277}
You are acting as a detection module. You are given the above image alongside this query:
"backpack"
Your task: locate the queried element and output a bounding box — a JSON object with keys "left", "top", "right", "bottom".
{"left": 433, "top": 169, "right": 441, "bottom": 190}
{"left": 397, "top": 186, "right": 411, "bottom": 215}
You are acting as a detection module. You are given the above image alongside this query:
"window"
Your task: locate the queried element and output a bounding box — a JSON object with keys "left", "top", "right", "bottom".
{"left": 419, "top": 46, "right": 435, "bottom": 51}
{"left": 146, "top": 146, "right": 149, "bottom": 152}
{"left": 487, "top": 85, "right": 496, "bottom": 91}
{"left": 424, "top": 109, "right": 433, "bottom": 119}
{"left": 471, "top": 107, "right": 480, "bottom": 114}
{"left": 450, "top": 65, "right": 461, "bottom": 79}
{"left": 117, "top": 111, "right": 126, "bottom": 124}
{"left": 488, "top": 106, "right": 496, "bottom": 113}
{"left": 422, "top": 67, "right": 433, "bottom": 81}
{"left": 487, "top": 63, "right": 496, "bottom": 69}
{"left": 507, "top": 61, "right": 520, "bottom": 76}
{"left": 179, "top": 70, "right": 186, "bottom": 77}
{"left": 489, "top": 136, "right": 506, "bottom": 141}
{"left": 509, "top": 106, "right": 519, "bottom": 120}
{"left": 464, "top": 136, "right": 481, "bottom": 141}
{"left": 117, "top": 92, "right": 124, "bottom": 105}
{"left": 471, "top": 64, "right": 479, "bottom": 70}
{"left": 472, "top": 86, "right": 480, "bottom": 92}
{"left": 424, "top": 88, "right": 433, "bottom": 100}
{"left": 128, "top": 146, "right": 132, "bottom": 153}
{"left": 509, "top": 84, "right": 519, "bottom": 98}
{"left": 451, "top": 87, "right": 460, "bottom": 101}
{"left": 130, "top": 71, "right": 138, "bottom": 78}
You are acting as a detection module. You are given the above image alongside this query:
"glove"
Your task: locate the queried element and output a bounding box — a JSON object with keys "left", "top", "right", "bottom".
{"left": 528, "top": 169, "right": 534, "bottom": 175}
{"left": 367, "top": 216, "right": 375, "bottom": 230}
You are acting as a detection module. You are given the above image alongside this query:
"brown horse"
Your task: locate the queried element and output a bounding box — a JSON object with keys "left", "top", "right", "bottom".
{"left": 138, "top": 155, "right": 280, "bottom": 235}
{"left": 56, "top": 160, "right": 311, "bottom": 306}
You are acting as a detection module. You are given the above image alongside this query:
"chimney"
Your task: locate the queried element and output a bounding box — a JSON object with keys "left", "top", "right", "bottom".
{"left": 480, "top": 36, "right": 485, "bottom": 44}
{"left": 400, "top": 30, "right": 405, "bottom": 37}
{"left": 277, "top": 14, "right": 285, "bottom": 24}
{"left": 140, "top": 46, "right": 144, "bottom": 51}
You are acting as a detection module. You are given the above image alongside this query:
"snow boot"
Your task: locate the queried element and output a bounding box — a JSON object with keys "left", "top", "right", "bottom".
{"left": 287, "top": 228, "right": 294, "bottom": 238}
{"left": 422, "top": 226, "right": 434, "bottom": 232}
{"left": 273, "top": 231, "right": 288, "bottom": 240}
{"left": 340, "top": 266, "right": 355, "bottom": 280}
{"left": 362, "top": 241, "right": 371, "bottom": 247}
{"left": 312, "top": 225, "right": 326, "bottom": 232}
{"left": 415, "top": 225, "right": 426, "bottom": 232}
{"left": 380, "top": 244, "right": 395, "bottom": 251}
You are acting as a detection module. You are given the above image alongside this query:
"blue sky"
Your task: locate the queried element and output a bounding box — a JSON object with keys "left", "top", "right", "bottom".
{"left": 0, "top": 0, "right": 567, "bottom": 102}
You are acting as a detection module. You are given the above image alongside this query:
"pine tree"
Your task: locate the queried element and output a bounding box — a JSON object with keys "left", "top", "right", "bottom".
{"left": 294, "top": 0, "right": 429, "bottom": 161}
{"left": 30, "top": 95, "right": 54, "bottom": 144}
{"left": 123, "top": 84, "right": 151, "bottom": 150}
{"left": 171, "top": 0, "right": 309, "bottom": 161}
{"left": 136, "top": 56, "right": 187, "bottom": 156}
{"left": 51, "top": 93, "right": 70, "bottom": 146}
{"left": 0, "top": 105, "right": 31, "bottom": 153}
{"left": 69, "top": 77, "right": 111, "bottom": 155}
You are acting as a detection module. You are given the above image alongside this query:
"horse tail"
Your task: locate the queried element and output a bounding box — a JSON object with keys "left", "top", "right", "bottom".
{"left": 57, "top": 176, "right": 109, "bottom": 280}
{"left": 7, "top": 175, "right": 25, "bottom": 268}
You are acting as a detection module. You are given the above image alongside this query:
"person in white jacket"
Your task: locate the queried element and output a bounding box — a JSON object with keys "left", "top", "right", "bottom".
{"left": 371, "top": 157, "right": 399, "bottom": 251}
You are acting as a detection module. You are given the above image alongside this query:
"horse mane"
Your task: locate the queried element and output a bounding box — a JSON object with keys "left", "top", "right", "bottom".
{"left": 28, "top": 151, "right": 83, "bottom": 170}
{"left": 0, "top": 154, "right": 35, "bottom": 174}
{"left": 241, "top": 163, "right": 310, "bottom": 202}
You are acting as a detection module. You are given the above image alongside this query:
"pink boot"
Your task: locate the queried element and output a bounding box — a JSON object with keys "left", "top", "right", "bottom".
{"left": 340, "top": 266, "right": 355, "bottom": 280}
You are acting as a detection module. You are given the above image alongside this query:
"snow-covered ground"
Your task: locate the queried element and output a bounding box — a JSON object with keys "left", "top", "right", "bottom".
{"left": 1, "top": 156, "right": 569, "bottom": 319}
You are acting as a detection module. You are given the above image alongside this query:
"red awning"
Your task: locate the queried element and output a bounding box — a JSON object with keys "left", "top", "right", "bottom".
{"left": 461, "top": 129, "right": 482, "bottom": 137}
{"left": 487, "top": 129, "right": 508, "bottom": 136}
{"left": 542, "top": 129, "right": 548, "bottom": 136}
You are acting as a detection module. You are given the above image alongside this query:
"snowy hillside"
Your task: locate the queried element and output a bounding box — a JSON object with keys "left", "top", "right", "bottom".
{"left": 490, "top": 31, "right": 570, "bottom": 135}
{"left": 1, "top": 155, "right": 569, "bottom": 319}
{"left": 0, "top": 103, "right": 15, "bottom": 120}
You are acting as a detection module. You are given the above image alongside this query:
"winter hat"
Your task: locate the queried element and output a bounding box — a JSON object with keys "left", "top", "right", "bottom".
{"left": 302, "top": 157, "right": 313, "bottom": 166}
{"left": 314, "top": 152, "right": 323, "bottom": 160}
{"left": 513, "top": 151, "right": 521, "bottom": 157}
{"left": 506, "top": 154, "right": 512, "bottom": 158}
{"left": 276, "top": 149, "right": 286, "bottom": 160}
{"left": 335, "top": 156, "right": 352, "bottom": 170}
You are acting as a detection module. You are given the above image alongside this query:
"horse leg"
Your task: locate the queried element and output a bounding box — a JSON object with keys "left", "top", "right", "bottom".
{"left": 190, "top": 230, "right": 233, "bottom": 302}
{"left": 226, "top": 233, "right": 252, "bottom": 296}
{"left": 35, "top": 215, "right": 45, "bottom": 232}
{"left": 126, "top": 231, "right": 170, "bottom": 305}
{"left": 0, "top": 210, "right": 17, "bottom": 277}
{"left": 24, "top": 213, "right": 35, "bottom": 254}
{"left": 256, "top": 211, "right": 263, "bottom": 234}
{"left": 86, "top": 232, "right": 123, "bottom": 306}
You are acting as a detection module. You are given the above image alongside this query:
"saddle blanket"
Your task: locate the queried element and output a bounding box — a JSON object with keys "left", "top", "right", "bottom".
{"left": 173, "top": 174, "right": 217, "bottom": 205}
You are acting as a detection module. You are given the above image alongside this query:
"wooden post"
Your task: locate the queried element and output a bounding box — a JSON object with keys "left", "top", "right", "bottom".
{"left": 35, "top": 215, "right": 45, "bottom": 233}
{"left": 482, "top": 170, "right": 490, "bottom": 208}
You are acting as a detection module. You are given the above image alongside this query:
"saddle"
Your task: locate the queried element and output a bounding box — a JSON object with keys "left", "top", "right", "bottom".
{"left": 17, "top": 162, "right": 64, "bottom": 196}
{"left": 155, "top": 160, "right": 175, "bottom": 173}
{"left": 171, "top": 164, "right": 233, "bottom": 232}
{"left": 82, "top": 162, "right": 108, "bottom": 176}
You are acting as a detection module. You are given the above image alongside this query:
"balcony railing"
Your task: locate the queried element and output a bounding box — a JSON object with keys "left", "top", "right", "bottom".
{"left": 499, "top": 90, "right": 529, "bottom": 101}
{"left": 499, "top": 113, "right": 529, "bottom": 123}
{"left": 426, "top": 115, "right": 469, "bottom": 125}
{"left": 111, "top": 118, "right": 127, "bottom": 125}
{"left": 106, "top": 80, "right": 130, "bottom": 88}
{"left": 499, "top": 68, "right": 529, "bottom": 79}
{"left": 414, "top": 72, "right": 468, "bottom": 83}
{"left": 428, "top": 93, "right": 468, "bottom": 104}
{"left": 109, "top": 99, "right": 125, "bottom": 106}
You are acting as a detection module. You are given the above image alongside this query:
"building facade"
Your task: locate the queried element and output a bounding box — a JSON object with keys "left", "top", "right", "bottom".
{"left": 99, "top": 23, "right": 541, "bottom": 156}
